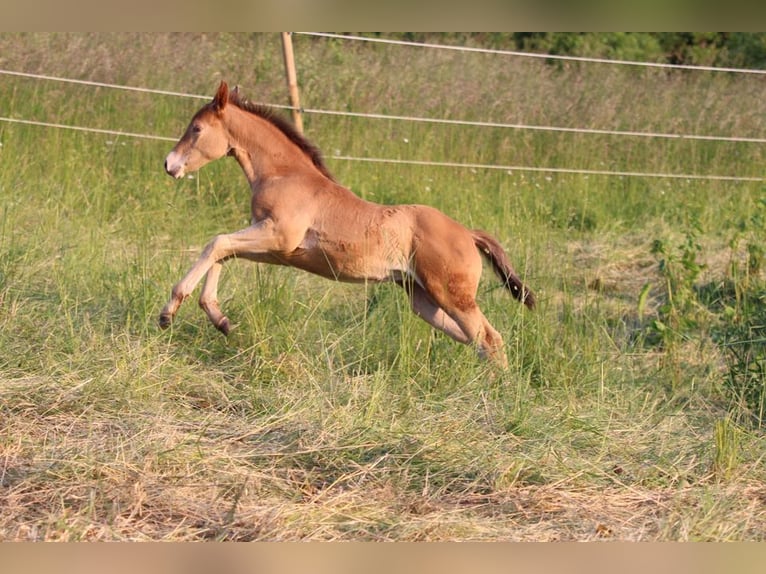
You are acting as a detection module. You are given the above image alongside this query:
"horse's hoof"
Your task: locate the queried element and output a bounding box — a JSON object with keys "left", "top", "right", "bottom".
{"left": 216, "top": 317, "right": 231, "bottom": 336}
{"left": 159, "top": 314, "right": 172, "bottom": 330}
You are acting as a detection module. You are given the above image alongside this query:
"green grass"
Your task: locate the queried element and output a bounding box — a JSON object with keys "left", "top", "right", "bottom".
{"left": 1, "top": 33, "right": 766, "bottom": 541}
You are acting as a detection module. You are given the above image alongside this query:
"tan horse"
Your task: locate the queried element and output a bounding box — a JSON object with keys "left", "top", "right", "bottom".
{"left": 160, "top": 81, "right": 534, "bottom": 367}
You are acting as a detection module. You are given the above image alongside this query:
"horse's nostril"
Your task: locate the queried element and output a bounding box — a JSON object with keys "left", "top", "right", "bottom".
{"left": 165, "top": 159, "right": 178, "bottom": 177}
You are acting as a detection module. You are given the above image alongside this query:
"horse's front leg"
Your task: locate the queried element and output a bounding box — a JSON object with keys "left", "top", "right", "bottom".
{"left": 159, "top": 220, "right": 286, "bottom": 332}
{"left": 198, "top": 261, "right": 231, "bottom": 335}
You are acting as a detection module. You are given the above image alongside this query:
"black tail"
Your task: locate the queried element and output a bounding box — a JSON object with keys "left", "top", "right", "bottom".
{"left": 472, "top": 230, "right": 535, "bottom": 309}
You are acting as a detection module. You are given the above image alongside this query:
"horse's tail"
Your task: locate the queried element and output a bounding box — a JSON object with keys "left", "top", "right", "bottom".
{"left": 472, "top": 230, "right": 535, "bottom": 309}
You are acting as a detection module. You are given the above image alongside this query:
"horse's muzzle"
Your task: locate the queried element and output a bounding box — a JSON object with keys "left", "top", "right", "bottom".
{"left": 164, "top": 156, "right": 184, "bottom": 179}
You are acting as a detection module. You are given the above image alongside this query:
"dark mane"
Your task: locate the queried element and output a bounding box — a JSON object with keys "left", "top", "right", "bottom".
{"left": 228, "top": 89, "right": 336, "bottom": 182}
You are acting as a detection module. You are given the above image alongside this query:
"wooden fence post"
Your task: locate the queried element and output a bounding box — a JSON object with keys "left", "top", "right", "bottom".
{"left": 281, "top": 32, "right": 304, "bottom": 134}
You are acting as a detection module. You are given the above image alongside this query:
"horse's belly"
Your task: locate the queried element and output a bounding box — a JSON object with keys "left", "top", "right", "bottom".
{"left": 286, "top": 242, "right": 406, "bottom": 283}
{"left": 294, "top": 253, "right": 403, "bottom": 283}
{"left": 287, "top": 224, "right": 411, "bottom": 283}
{"left": 341, "top": 257, "right": 406, "bottom": 283}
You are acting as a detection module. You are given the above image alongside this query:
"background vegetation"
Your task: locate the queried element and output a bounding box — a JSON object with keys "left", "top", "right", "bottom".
{"left": 1, "top": 32, "right": 765, "bottom": 540}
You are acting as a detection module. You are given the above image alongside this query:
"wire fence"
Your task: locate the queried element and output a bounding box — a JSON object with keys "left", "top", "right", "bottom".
{"left": 296, "top": 32, "right": 766, "bottom": 76}
{"left": 0, "top": 33, "right": 764, "bottom": 182}
{"left": 0, "top": 115, "right": 177, "bottom": 143}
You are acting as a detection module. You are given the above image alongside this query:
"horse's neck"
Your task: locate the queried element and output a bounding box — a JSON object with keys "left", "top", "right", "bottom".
{"left": 228, "top": 110, "right": 319, "bottom": 186}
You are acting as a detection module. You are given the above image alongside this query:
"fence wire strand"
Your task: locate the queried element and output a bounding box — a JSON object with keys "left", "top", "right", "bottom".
{"left": 296, "top": 32, "right": 766, "bottom": 75}
{"left": 0, "top": 33, "right": 764, "bottom": 182}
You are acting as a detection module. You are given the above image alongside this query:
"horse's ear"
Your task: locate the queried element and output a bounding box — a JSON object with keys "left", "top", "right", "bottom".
{"left": 213, "top": 81, "right": 229, "bottom": 112}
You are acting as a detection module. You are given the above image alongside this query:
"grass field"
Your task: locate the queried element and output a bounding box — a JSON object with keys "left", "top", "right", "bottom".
{"left": 1, "top": 32, "right": 765, "bottom": 541}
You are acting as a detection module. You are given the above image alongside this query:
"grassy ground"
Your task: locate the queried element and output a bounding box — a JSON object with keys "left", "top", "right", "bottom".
{"left": 1, "top": 33, "right": 765, "bottom": 540}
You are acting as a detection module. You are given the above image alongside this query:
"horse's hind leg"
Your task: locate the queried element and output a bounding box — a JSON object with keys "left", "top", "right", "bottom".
{"left": 447, "top": 303, "right": 507, "bottom": 368}
{"left": 198, "top": 261, "right": 231, "bottom": 335}
{"left": 419, "top": 264, "right": 509, "bottom": 367}
{"left": 398, "top": 279, "right": 470, "bottom": 344}
{"left": 473, "top": 314, "right": 507, "bottom": 368}
{"left": 399, "top": 278, "right": 508, "bottom": 368}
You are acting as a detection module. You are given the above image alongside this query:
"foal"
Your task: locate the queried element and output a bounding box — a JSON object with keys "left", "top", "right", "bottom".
{"left": 160, "top": 82, "right": 534, "bottom": 367}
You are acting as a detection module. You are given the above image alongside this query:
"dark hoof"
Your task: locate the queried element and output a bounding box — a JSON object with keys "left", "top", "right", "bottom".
{"left": 216, "top": 317, "right": 231, "bottom": 336}
{"left": 159, "top": 314, "right": 172, "bottom": 330}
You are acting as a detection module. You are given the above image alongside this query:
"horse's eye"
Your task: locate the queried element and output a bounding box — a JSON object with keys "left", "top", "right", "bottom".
{"left": 191, "top": 124, "right": 203, "bottom": 134}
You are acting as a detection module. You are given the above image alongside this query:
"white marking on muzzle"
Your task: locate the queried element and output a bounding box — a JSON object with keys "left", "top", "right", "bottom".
{"left": 164, "top": 150, "right": 185, "bottom": 179}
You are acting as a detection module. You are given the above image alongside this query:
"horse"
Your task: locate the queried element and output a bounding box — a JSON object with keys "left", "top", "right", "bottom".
{"left": 160, "top": 81, "right": 534, "bottom": 368}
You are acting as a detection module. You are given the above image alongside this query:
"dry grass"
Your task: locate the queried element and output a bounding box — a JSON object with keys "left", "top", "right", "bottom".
{"left": 2, "top": 322, "right": 765, "bottom": 542}
{"left": 4, "top": 386, "right": 765, "bottom": 541}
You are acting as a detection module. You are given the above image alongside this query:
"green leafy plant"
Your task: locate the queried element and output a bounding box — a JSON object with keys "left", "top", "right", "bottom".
{"left": 714, "top": 196, "right": 766, "bottom": 426}
{"left": 642, "top": 222, "right": 708, "bottom": 389}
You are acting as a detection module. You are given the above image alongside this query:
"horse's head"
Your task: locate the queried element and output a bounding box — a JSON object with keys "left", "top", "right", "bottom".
{"left": 164, "top": 81, "right": 233, "bottom": 179}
